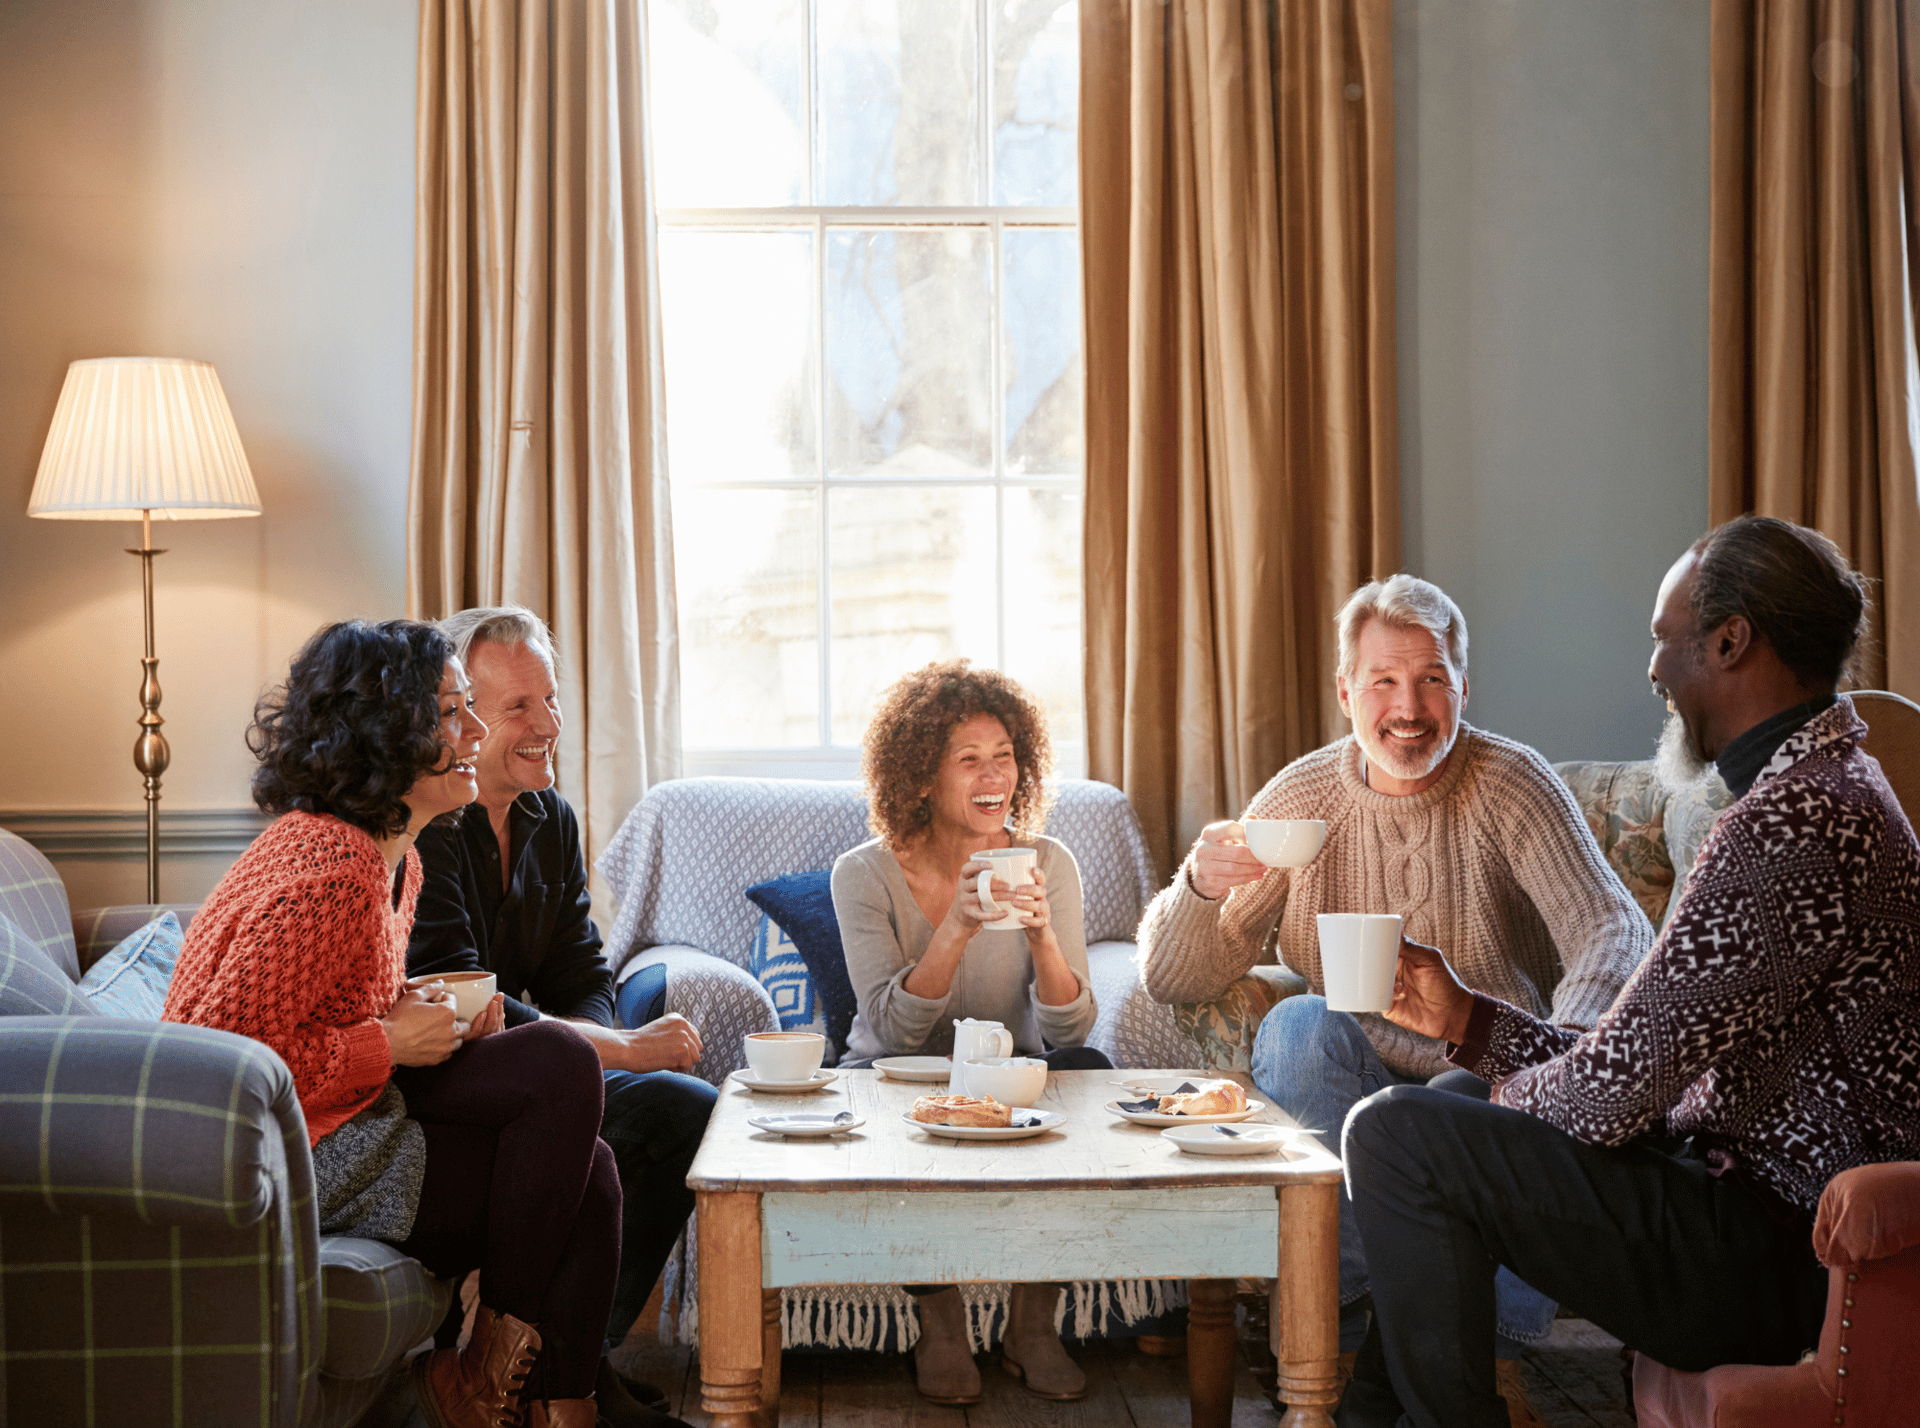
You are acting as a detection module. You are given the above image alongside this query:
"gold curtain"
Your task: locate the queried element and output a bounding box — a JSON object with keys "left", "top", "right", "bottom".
{"left": 1080, "top": 0, "right": 1398, "bottom": 875}
{"left": 1709, "top": 0, "right": 1920, "bottom": 696}
{"left": 410, "top": 0, "right": 680, "bottom": 874}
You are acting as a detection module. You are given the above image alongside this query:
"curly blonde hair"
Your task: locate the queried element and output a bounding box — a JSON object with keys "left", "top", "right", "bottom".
{"left": 862, "top": 660, "right": 1053, "bottom": 850}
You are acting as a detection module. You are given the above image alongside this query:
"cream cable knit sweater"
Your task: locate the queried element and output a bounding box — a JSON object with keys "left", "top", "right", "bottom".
{"left": 1137, "top": 726, "right": 1651, "bottom": 1079}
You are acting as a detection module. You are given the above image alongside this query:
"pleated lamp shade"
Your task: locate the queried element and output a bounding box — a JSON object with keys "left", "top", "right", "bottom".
{"left": 28, "top": 357, "right": 262, "bottom": 520}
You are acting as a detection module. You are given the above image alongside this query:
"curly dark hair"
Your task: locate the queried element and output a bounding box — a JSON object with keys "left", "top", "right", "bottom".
{"left": 249, "top": 619, "right": 456, "bottom": 838}
{"left": 862, "top": 660, "right": 1053, "bottom": 849}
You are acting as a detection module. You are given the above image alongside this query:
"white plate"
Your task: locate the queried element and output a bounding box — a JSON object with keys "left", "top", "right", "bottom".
{"left": 728, "top": 1068, "right": 839, "bottom": 1093}
{"left": 747, "top": 1113, "right": 865, "bottom": 1138}
{"left": 1105, "top": 1098, "right": 1264, "bottom": 1127}
{"left": 1160, "top": 1124, "right": 1292, "bottom": 1156}
{"left": 900, "top": 1108, "right": 1063, "bottom": 1141}
{"left": 874, "top": 1056, "right": 954, "bottom": 1083}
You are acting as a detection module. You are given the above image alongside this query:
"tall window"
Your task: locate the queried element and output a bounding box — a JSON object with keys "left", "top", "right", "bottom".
{"left": 648, "top": 0, "right": 1084, "bottom": 776}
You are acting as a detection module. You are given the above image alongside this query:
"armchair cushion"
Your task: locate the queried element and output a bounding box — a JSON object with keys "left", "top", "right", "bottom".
{"left": 1, "top": 910, "right": 100, "bottom": 1017}
{"left": 317, "top": 1236, "right": 452, "bottom": 1380}
{"left": 745, "top": 870, "right": 856, "bottom": 1055}
{"left": 75, "top": 910, "right": 182, "bottom": 1020}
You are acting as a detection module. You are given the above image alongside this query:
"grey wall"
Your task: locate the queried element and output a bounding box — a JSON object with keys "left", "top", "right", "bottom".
{"left": 0, "top": 0, "right": 416, "bottom": 907}
{"left": 1394, "top": 0, "right": 1711, "bottom": 763}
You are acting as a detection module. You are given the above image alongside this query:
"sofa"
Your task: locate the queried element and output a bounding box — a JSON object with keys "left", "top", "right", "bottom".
{"left": 0, "top": 828, "right": 450, "bottom": 1428}
{"left": 594, "top": 775, "right": 1196, "bottom": 1351}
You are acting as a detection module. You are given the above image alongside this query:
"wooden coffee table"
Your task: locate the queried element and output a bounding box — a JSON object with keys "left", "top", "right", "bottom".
{"left": 689, "top": 1068, "right": 1343, "bottom": 1427}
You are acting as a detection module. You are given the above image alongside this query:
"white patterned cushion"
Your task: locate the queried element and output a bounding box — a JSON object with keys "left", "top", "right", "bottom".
{"left": 1086, "top": 942, "right": 1192, "bottom": 1070}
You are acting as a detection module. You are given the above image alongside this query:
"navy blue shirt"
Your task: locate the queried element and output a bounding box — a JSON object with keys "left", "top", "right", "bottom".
{"left": 406, "top": 788, "right": 614, "bottom": 1028}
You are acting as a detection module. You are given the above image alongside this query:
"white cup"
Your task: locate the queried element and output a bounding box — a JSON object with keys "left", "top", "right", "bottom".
{"left": 744, "top": 1031, "right": 826, "bottom": 1082}
{"left": 1240, "top": 819, "right": 1327, "bottom": 869}
{"left": 972, "top": 846, "right": 1038, "bottom": 931}
{"left": 1316, "top": 913, "right": 1403, "bottom": 1013}
{"left": 963, "top": 1056, "right": 1048, "bottom": 1108}
{"left": 429, "top": 970, "right": 496, "bottom": 1023}
{"left": 950, "top": 1018, "right": 1014, "bottom": 1096}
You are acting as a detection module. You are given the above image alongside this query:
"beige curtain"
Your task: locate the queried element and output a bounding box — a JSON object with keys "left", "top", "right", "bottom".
{"left": 1709, "top": 0, "right": 1920, "bottom": 696}
{"left": 1081, "top": 0, "right": 1398, "bottom": 876}
{"left": 410, "top": 0, "right": 679, "bottom": 875}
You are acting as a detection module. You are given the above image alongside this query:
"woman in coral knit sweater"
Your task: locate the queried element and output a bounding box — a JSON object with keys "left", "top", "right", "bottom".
{"left": 163, "top": 620, "right": 619, "bottom": 1428}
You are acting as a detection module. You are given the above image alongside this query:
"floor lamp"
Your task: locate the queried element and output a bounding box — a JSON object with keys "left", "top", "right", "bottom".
{"left": 27, "top": 357, "right": 262, "bottom": 904}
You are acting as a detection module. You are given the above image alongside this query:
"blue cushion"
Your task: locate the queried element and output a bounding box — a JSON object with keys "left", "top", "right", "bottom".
{"left": 744, "top": 871, "right": 857, "bottom": 1056}
{"left": 76, "top": 912, "right": 182, "bottom": 1020}
{"left": 747, "top": 913, "right": 832, "bottom": 1046}
{"left": 0, "top": 909, "right": 99, "bottom": 1017}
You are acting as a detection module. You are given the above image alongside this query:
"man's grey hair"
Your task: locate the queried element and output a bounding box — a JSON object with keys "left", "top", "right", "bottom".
{"left": 1335, "top": 575, "right": 1469, "bottom": 681}
{"left": 437, "top": 605, "right": 558, "bottom": 674}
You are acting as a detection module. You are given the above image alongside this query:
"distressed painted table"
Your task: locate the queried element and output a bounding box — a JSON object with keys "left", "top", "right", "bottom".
{"left": 689, "top": 1068, "right": 1343, "bottom": 1428}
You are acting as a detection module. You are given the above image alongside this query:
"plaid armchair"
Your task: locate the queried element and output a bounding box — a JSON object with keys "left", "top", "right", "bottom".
{"left": 0, "top": 828, "right": 451, "bottom": 1428}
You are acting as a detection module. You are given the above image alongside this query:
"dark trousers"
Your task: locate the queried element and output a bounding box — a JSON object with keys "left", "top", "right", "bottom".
{"left": 599, "top": 1068, "right": 717, "bottom": 1348}
{"left": 393, "top": 1021, "right": 621, "bottom": 1400}
{"left": 1337, "top": 1084, "right": 1827, "bottom": 1428}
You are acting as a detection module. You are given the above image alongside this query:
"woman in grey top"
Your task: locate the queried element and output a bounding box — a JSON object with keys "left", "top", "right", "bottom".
{"left": 832, "top": 659, "right": 1107, "bottom": 1407}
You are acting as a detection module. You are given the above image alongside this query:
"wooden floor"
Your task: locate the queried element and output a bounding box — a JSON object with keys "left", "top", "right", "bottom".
{"left": 358, "top": 1310, "right": 1636, "bottom": 1426}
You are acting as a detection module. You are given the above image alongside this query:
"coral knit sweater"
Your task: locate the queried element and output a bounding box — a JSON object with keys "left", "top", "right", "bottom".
{"left": 163, "top": 811, "right": 420, "bottom": 1146}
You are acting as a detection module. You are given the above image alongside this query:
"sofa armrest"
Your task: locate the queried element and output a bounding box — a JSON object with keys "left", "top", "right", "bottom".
{"left": 1814, "top": 1161, "right": 1920, "bottom": 1267}
{"left": 1167, "top": 972, "right": 1308, "bottom": 1072}
{"left": 71, "top": 903, "right": 200, "bottom": 971}
{"left": 0, "top": 1017, "right": 304, "bottom": 1227}
{"left": 624, "top": 946, "right": 780, "bottom": 1084}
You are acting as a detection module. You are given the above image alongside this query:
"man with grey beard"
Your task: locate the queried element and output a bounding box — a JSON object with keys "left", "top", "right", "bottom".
{"left": 1334, "top": 517, "right": 1920, "bottom": 1428}
{"left": 1137, "top": 574, "right": 1649, "bottom": 1423}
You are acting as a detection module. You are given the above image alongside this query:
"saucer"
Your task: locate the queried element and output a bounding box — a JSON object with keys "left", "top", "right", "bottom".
{"left": 874, "top": 1056, "right": 953, "bottom": 1083}
{"left": 747, "top": 1112, "right": 865, "bottom": 1138}
{"left": 1160, "top": 1124, "right": 1292, "bottom": 1156}
{"left": 728, "top": 1068, "right": 838, "bottom": 1093}
{"left": 901, "top": 1108, "right": 1062, "bottom": 1141}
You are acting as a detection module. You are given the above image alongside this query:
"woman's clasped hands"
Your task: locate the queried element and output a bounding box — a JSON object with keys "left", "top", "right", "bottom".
{"left": 380, "top": 978, "right": 507, "bottom": 1065}
{"left": 954, "top": 858, "right": 1053, "bottom": 937}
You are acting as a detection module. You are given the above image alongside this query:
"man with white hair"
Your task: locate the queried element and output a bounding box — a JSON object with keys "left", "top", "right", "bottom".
{"left": 1137, "top": 574, "right": 1650, "bottom": 1420}
{"left": 407, "top": 606, "right": 711, "bottom": 1428}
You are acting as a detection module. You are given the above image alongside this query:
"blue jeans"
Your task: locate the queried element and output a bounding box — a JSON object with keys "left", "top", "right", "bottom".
{"left": 1251, "top": 996, "right": 1559, "bottom": 1357}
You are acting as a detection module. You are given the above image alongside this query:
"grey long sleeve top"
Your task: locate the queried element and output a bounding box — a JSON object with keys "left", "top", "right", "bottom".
{"left": 832, "top": 834, "right": 1096, "bottom": 1063}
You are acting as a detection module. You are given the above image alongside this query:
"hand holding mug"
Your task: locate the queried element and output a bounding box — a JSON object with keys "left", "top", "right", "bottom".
{"left": 1384, "top": 936, "right": 1475, "bottom": 1045}
{"left": 1005, "top": 864, "right": 1051, "bottom": 934}
{"left": 1190, "top": 821, "right": 1271, "bottom": 900}
{"left": 381, "top": 984, "right": 462, "bottom": 1065}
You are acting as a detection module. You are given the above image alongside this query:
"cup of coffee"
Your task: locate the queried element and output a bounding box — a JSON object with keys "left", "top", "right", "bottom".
{"left": 1240, "top": 819, "right": 1327, "bottom": 869}
{"left": 744, "top": 1031, "right": 826, "bottom": 1082}
{"left": 421, "top": 970, "right": 496, "bottom": 1023}
{"left": 1315, "top": 913, "right": 1403, "bottom": 1013}
{"left": 973, "top": 846, "right": 1038, "bottom": 931}
{"left": 962, "top": 1056, "right": 1048, "bottom": 1107}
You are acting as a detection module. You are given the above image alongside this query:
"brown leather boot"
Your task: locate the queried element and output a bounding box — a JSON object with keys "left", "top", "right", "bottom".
{"left": 522, "top": 1399, "right": 596, "bottom": 1428}
{"left": 412, "top": 1304, "right": 542, "bottom": 1428}
{"left": 999, "top": 1283, "right": 1087, "bottom": 1401}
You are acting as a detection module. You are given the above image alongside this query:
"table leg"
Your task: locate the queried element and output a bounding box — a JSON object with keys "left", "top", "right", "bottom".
{"left": 756, "top": 1287, "right": 782, "bottom": 1428}
{"left": 698, "top": 1190, "right": 770, "bottom": 1428}
{"left": 1186, "top": 1276, "right": 1236, "bottom": 1428}
{"left": 1274, "top": 1180, "right": 1341, "bottom": 1427}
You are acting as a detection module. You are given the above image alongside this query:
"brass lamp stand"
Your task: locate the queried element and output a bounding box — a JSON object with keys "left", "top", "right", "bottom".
{"left": 28, "top": 358, "right": 262, "bottom": 904}
{"left": 131, "top": 510, "right": 171, "bottom": 904}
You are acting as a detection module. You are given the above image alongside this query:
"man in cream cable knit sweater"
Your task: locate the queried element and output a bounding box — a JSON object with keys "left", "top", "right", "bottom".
{"left": 1137, "top": 575, "right": 1651, "bottom": 1415}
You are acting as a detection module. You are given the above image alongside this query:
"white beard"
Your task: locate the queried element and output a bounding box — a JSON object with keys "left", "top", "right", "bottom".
{"left": 1654, "top": 710, "right": 1712, "bottom": 792}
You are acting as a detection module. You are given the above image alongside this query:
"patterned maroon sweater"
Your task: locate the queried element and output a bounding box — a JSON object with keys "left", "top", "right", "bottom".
{"left": 1453, "top": 698, "right": 1920, "bottom": 1213}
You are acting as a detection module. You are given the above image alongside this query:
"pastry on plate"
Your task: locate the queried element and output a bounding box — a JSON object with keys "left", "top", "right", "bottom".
{"left": 910, "top": 1094, "right": 1012, "bottom": 1128}
{"left": 1155, "top": 1080, "right": 1248, "bottom": 1116}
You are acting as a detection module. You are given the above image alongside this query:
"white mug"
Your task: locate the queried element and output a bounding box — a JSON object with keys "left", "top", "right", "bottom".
{"left": 417, "top": 970, "right": 496, "bottom": 1023}
{"left": 973, "top": 846, "right": 1038, "bottom": 931}
{"left": 1240, "top": 818, "right": 1327, "bottom": 869}
{"left": 1316, "top": 913, "right": 1403, "bottom": 1013}
{"left": 950, "top": 1018, "right": 1014, "bottom": 1096}
{"left": 963, "top": 1056, "right": 1047, "bottom": 1107}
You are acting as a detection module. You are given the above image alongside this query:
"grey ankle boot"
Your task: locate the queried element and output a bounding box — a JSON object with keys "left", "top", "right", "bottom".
{"left": 1000, "top": 1283, "right": 1087, "bottom": 1401}
{"left": 912, "top": 1288, "right": 981, "bottom": 1405}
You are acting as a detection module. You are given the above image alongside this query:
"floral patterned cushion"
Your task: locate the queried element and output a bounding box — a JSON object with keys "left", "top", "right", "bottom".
{"left": 1172, "top": 973, "right": 1292, "bottom": 1072}
{"left": 1552, "top": 760, "right": 1676, "bottom": 929}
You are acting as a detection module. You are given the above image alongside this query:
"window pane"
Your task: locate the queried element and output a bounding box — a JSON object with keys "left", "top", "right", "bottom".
{"left": 818, "top": 0, "right": 981, "bottom": 206}
{"left": 828, "top": 485, "right": 998, "bottom": 742}
{"left": 993, "top": 0, "right": 1078, "bottom": 206}
{"left": 649, "top": 0, "right": 805, "bottom": 206}
{"left": 1000, "top": 485, "right": 1083, "bottom": 749}
{"left": 661, "top": 229, "right": 816, "bottom": 482}
{"left": 677, "top": 487, "right": 821, "bottom": 746}
{"left": 1002, "top": 228, "right": 1082, "bottom": 474}
{"left": 826, "top": 228, "right": 992, "bottom": 476}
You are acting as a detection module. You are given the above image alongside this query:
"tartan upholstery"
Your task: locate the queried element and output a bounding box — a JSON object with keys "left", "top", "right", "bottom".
{"left": 73, "top": 904, "right": 201, "bottom": 974}
{"left": 0, "top": 828, "right": 452, "bottom": 1426}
